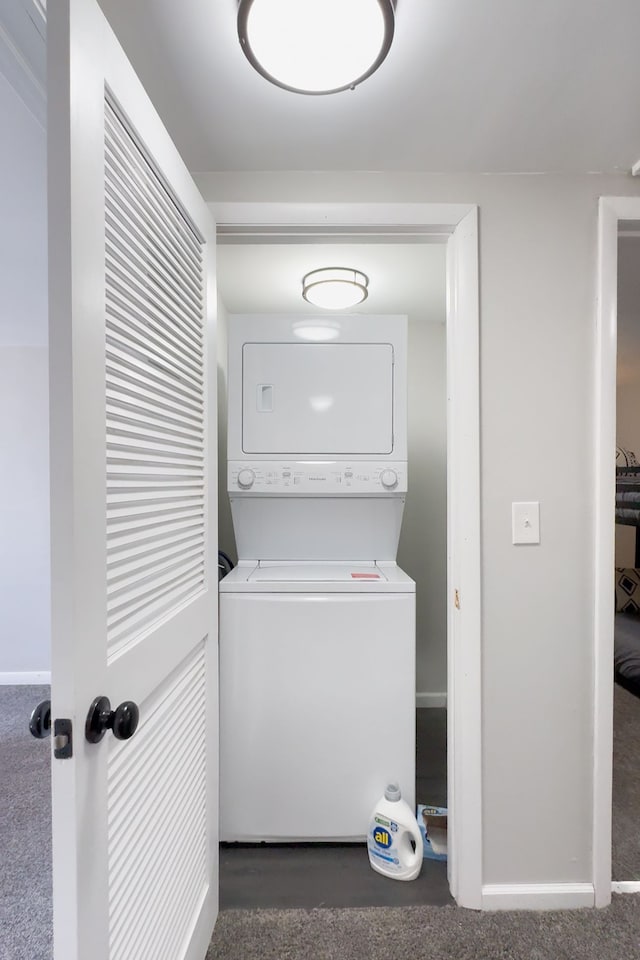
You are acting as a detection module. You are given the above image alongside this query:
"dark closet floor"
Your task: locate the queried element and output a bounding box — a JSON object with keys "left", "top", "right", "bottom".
{"left": 220, "top": 708, "right": 451, "bottom": 909}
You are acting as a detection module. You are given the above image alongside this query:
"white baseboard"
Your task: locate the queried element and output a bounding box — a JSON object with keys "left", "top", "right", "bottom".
{"left": 0, "top": 671, "right": 51, "bottom": 685}
{"left": 612, "top": 881, "right": 640, "bottom": 894}
{"left": 416, "top": 692, "right": 447, "bottom": 708}
{"left": 482, "top": 883, "right": 594, "bottom": 911}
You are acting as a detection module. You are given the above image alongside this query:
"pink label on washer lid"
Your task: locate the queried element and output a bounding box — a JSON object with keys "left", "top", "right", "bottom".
{"left": 351, "top": 573, "right": 381, "bottom": 579}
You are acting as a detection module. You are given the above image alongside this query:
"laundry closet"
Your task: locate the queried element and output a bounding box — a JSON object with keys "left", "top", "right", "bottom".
{"left": 216, "top": 241, "right": 447, "bottom": 881}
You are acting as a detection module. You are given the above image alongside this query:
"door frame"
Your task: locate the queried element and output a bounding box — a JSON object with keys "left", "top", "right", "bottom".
{"left": 213, "top": 201, "right": 482, "bottom": 909}
{"left": 594, "top": 195, "right": 640, "bottom": 905}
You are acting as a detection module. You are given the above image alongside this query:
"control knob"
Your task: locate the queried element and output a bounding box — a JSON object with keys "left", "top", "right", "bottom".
{"left": 237, "top": 468, "right": 256, "bottom": 489}
{"left": 380, "top": 469, "right": 398, "bottom": 489}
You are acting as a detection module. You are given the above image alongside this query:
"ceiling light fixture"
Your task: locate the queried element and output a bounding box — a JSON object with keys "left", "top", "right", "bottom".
{"left": 237, "top": 0, "right": 395, "bottom": 95}
{"left": 302, "top": 267, "right": 369, "bottom": 310}
{"left": 292, "top": 319, "right": 342, "bottom": 341}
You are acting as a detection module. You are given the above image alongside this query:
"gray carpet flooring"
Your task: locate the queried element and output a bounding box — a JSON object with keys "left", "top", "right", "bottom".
{"left": 2, "top": 684, "right": 640, "bottom": 960}
{"left": 206, "top": 897, "right": 640, "bottom": 960}
{"left": 0, "top": 684, "right": 52, "bottom": 960}
{"left": 612, "top": 683, "right": 640, "bottom": 880}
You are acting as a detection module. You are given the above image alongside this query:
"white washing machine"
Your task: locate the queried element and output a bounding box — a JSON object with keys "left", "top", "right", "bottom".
{"left": 220, "top": 314, "right": 415, "bottom": 842}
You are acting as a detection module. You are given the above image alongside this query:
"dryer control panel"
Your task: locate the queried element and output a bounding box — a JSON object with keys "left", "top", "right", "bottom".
{"left": 228, "top": 461, "right": 407, "bottom": 494}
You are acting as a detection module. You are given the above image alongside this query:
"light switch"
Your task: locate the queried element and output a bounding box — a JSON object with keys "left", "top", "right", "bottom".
{"left": 512, "top": 501, "right": 540, "bottom": 545}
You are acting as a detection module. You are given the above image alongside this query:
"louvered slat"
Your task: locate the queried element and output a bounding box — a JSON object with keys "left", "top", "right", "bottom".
{"left": 108, "top": 530, "right": 205, "bottom": 569}
{"left": 103, "top": 159, "right": 202, "bottom": 294}
{"left": 105, "top": 274, "right": 203, "bottom": 374}
{"left": 106, "top": 306, "right": 203, "bottom": 389}
{"left": 107, "top": 535, "right": 205, "bottom": 585}
{"left": 106, "top": 426, "right": 203, "bottom": 453}
{"left": 107, "top": 551, "right": 205, "bottom": 602}
{"left": 108, "top": 441, "right": 203, "bottom": 465}
{"left": 104, "top": 107, "right": 202, "bottom": 273}
{"left": 104, "top": 105, "right": 202, "bottom": 267}
{"left": 104, "top": 202, "right": 204, "bottom": 333}
{"left": 107, "top": 408, "right": 203, "bottom": 440}
{"left": 107, "top": 644, "right": 207, "bottom": 960}
{"left": 104, "top": 194, "right": 203, "bottom": 312}
{"left": 107, "top": 576, "right": 205, "bottom": 647}
{"left": 107, "top": 515, "right": 204, "bottom": 551}
{"left": 107, "top": 497, "right": 204, "bottom": 518}
{"left": 107, "top": 346, "right": 204, "bottom": 410}
{"left": 105, "top": 96, "right": 206, "bottom": 659}
{"left": 106, "top": 249, "right": 203, "bottom": 351}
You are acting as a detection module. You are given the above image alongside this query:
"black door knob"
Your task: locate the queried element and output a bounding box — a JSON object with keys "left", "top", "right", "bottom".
{"left": 85, "top": 696, "right": 140, "bottom": 744}
{"left": 29, "top": 700, "right": 51, "bottom": 739}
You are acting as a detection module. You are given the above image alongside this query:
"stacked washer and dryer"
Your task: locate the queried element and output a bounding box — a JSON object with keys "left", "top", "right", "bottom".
{"left": 219, "top": 314, "right": 415, "bottom": 842}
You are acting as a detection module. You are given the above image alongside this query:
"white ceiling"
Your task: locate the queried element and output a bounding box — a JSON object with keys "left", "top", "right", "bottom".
{"left": 94, "top": 0, "right": 640, "bottom": 174}
{"left": 2, "top": 1, "right": 639, "bottom": 336}
{"left": 217, "top": 242, "right": 446, "bottom": 319}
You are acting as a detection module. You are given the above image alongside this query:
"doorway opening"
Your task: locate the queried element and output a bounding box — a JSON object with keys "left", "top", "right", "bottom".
{"left": 594, "top": 197, "right": 640, "bottom": 904}
{"left": 213, "top": 203, "right": 481, "bottom": 909}
{"left": 612, "top": 225, "right": 640, "bottom": 888}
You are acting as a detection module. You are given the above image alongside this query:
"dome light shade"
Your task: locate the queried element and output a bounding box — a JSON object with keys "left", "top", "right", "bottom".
{"left": 237, "top": 0, "right": 395, "bottom": 95}
{"left": 302, "top": 267, "right": 369, "bottom": 310}
{"left": 292, "top": 319, "right": 342, "bottom": 341}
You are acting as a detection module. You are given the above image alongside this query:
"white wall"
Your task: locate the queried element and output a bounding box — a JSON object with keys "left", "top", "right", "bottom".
{"left": 0, "top": 348, "right": 50, "bottom": 676}
{"left": 217, "top": 296, "right": 235, "bottom": 564}
{"left": 0, "top": 69, "right": 50, "bottom": 678}
{"left": 198, "top": 169, "right": 640, "bottom": 889}
{"left": 0, "top": 72, "right": 48, "bottom": 346}
{"left": 398, "top": 318, "right": 447, "bottom": 699}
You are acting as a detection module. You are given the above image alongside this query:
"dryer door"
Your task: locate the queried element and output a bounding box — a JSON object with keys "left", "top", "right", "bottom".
{"left": 242, "top": 342, "right": 394, "bottom": 455}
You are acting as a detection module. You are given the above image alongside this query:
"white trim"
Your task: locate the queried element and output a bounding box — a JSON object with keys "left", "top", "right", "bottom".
{"left": 631, "top": 160, "right": 640, "bottom": 177}
{"left": 214, "top": 201, "right": 482, "bottom": 911}
{"left": 212, "top": 201, "right": 473, "bottom": 229}
{"left": 0, "top": 670, "right": 51, "bottom": 685}
{"left": 416, "top": 692, "right": 447, "bottom": 708}
{"left": 611, "top": 881, "right": 640, "bottom": 894}
{"left": 594, "top": 196, "right": 640, "bottom": 908}
{"left": 446, "top": 208, "right": 482, "bottom": 910}
{"left": 482, "top": 883, "right": 594, "bottom": 911}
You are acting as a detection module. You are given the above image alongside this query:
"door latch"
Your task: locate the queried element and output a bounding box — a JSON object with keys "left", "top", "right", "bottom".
{"left": 30, "top": 701, "right": 73, "bottom": 758}
{"left": 53, "top": 718, "right": 73, "bottom": 759}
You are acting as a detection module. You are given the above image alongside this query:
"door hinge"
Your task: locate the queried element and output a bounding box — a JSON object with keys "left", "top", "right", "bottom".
{"left": 454, "top": 589, "right": 461, "bottom": 610}
{"left": 53, "top": 718, "right": 73, "bottom": 759}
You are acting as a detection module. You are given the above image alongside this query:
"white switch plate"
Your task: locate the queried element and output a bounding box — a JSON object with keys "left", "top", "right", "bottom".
{"left": 512, "top": 501, "right": 540, "bottom": 544}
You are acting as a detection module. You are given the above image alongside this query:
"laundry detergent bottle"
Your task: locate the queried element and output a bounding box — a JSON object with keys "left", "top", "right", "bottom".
{"left": 367, "top": 783, "right": 423, "bottom": 880}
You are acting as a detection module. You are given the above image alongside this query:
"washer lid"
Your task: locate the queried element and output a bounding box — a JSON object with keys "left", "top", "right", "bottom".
{"left": 247, "top": 563, "right": 388, "bottom": 583}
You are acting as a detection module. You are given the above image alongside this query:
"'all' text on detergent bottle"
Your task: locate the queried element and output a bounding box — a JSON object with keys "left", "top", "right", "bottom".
{"left": 367, "top": 783, "right": 423, "bottom": 881}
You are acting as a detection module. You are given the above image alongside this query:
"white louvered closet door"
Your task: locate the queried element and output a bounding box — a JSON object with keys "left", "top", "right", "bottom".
{"left": 48, "top": 3, "right": 218, "bottom": 959}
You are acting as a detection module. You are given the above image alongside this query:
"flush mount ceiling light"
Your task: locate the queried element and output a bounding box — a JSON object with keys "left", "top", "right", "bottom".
{"left": 292, "top": 319, "right": 342, "bottom": 341}
{"left": 302, "top": 267, "right": 369, "bottom": 310}
{"left": 237, "top": 0, "right": 395, "bottom": 95}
